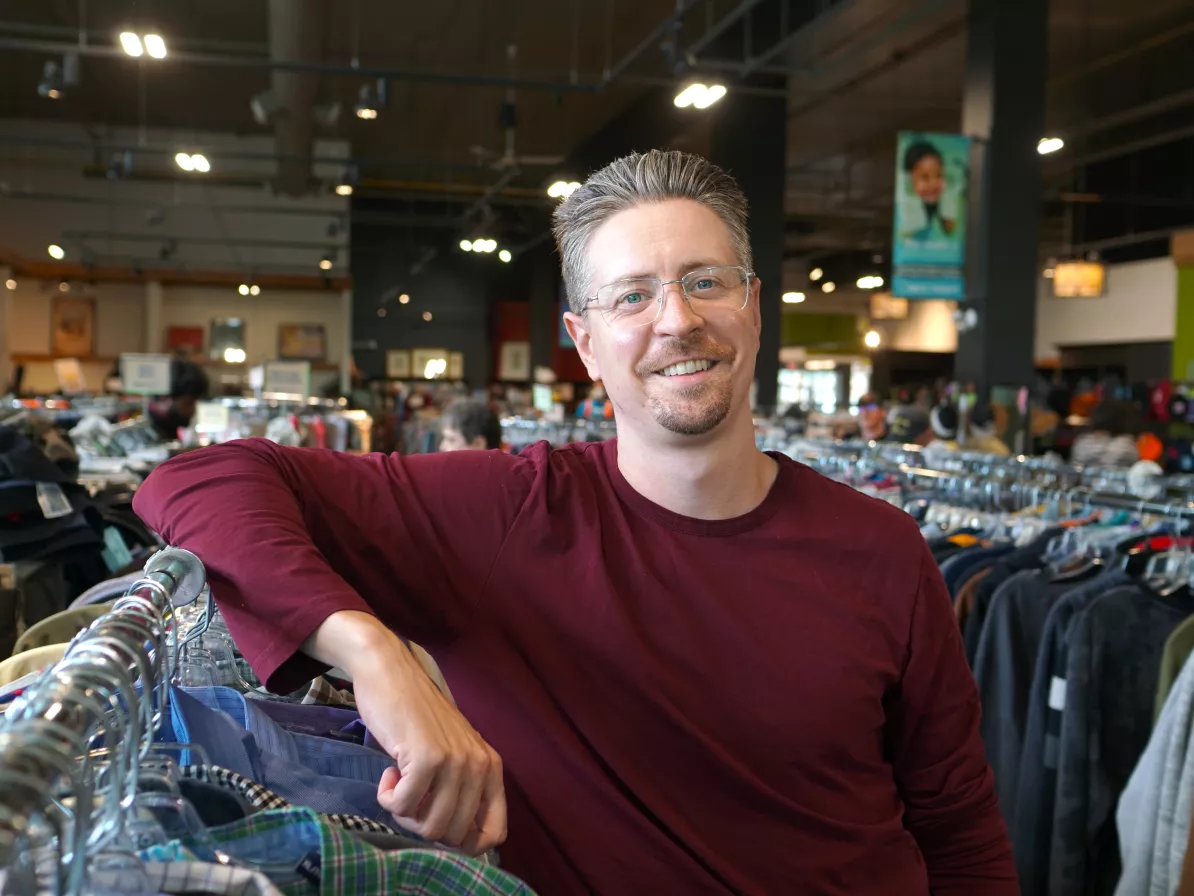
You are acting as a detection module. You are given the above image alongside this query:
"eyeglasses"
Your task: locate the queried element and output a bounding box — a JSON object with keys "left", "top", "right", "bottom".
{"left": 583, "top": 265, "right": 754, "bottom": 329}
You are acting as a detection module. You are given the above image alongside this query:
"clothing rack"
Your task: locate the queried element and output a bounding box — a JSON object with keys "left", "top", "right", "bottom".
{"left": 0, "top": 546, "right": 207, "bottom": 889}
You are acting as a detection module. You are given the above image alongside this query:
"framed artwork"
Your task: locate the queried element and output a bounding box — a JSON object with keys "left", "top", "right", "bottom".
{"left": 278, "top": 323, "right": 327, "bottom": 361}
{"left": 448, "top": 352, "right": 464, "bottom": 380}
{"left": 386, "top": 350, "right": 412, "bottom": 379}
{"left": 51, "top": 296, "right": 95, "bottom": 357}
{"left": 499, "top": 341, "right": 530, "bottom": 381}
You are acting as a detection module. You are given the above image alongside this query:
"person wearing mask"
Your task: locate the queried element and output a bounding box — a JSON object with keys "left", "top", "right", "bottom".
{"left": 962, "top": 402, "right": 1011, "bottom": 456}
{"left": 134, "top": 150, "right": 1015, "bottom": 895}
{"left": 1071, "top": 401, "right": 1139, "bottom": 468}
{"left": 148, "top": 360, "right": 208, "bottom": 441}
{"left": 438, "top": 399, "right": 502, "bottom": 453}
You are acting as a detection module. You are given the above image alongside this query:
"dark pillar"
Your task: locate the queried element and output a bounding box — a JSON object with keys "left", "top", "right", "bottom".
{"left": 528, "top": 246, "right": 558, "bottom": 377}
{"left": 956, "top": 0, "right": 1049, "bottom": 396}
{"left": 709, "top": 92, "right": 787, "bottom": 411}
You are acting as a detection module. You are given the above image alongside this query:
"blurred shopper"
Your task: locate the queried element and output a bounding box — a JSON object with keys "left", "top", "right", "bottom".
{"left": 1071, "top": 401, "right": 1140, "bottom": 468}
{"left": 576, "top": 381, "right": 614, "bottom": 420}
{"left": 148, "top": 360, "right": 208, "bottom": 441}
{"left": 923, "top": 403, "right": 961, "bottom": 466}
{"left": 858, "top": 392, "right": 889, "bottom": 441}
{"left": 439, "top": 399, "right": 502, "bottom": 452}
{"left": 963, "top": 402, "right": 1011, "bottom": 456}
{"left": 136, "top": 150, "right": 1016, "bottom": 894}
{"left": 887, "top": 403, "right": 933, "bottom": 446}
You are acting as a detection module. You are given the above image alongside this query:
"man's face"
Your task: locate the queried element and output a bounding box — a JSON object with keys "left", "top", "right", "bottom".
{"left": 172, "top": 395, "right": 198, "bottom": 421}
{"left": 563, "top": 199, "right": 761, "bottom": 440}
{"left": 911, "top": 155, "right": 945, "bottom": 204}
{"left": 439, "top": 427, "right": 486, "bottom": 452}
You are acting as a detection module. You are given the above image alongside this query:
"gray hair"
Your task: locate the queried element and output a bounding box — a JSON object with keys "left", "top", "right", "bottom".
{"left": 551, "top": 150, "right": 752, "bottom": 314}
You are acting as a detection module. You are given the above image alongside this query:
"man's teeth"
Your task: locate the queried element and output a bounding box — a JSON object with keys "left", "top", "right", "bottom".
{"left": 659, "top": 359, "right": 713, "bottom": 377}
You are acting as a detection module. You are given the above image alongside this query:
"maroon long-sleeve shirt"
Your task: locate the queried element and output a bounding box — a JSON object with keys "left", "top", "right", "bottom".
{"left": 134, "top": 438, "right": 1017, "bottom": 895}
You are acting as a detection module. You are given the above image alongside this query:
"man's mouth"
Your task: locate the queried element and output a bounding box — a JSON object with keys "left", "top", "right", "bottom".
{"left": 655, "top": 359, "right": 718, "bottom": 377}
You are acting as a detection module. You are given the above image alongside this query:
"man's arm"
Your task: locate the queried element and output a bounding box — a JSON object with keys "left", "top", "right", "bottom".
{"left": 887, "top": 540, "right": 1019, "bottom": 894}
{"left": 134, "top": 437, "right": 534, "bottom": 692}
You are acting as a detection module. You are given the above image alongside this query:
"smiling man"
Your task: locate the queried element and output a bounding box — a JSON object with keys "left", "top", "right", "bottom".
{"left": 134, "top": 150, "right": 1016, "bottom": 895}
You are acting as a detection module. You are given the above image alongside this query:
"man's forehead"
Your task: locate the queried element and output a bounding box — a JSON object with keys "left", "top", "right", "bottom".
{"left": 586, "top": 200, "right": 736, "bottom": 283}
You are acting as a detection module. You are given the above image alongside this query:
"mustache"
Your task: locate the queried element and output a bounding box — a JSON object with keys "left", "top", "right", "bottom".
{"left": 636, "top": 335, "right": 736, "bottom": 376}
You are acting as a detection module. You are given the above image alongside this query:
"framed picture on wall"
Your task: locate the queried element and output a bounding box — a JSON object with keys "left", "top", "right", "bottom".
{"left": 51, "top": 296, "right": 95, "bottom": 357}
{"left": 278, "top": 324, "right": 327, "bottom": 361}
{"left": 386, "top": 350, "right": 412, "bottom": 379}
{"left": 499, "top": 341, "right": 531, "bottom": 381}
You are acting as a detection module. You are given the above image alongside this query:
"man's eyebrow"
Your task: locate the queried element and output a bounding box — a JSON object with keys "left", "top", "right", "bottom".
{"left": 598, "top": 260, "right": 729, "bottom": 283}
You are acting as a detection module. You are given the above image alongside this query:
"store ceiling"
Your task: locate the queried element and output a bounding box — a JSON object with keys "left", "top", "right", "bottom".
{"left": 2, "top": 0, "right": 1193, "bottom": 279}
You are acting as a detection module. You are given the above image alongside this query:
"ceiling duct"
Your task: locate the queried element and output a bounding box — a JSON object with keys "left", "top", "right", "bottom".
{"left": 266, "top": 0, "right": 323, "bottom": 196}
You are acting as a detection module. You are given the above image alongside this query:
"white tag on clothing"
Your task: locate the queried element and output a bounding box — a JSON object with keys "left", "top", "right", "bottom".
{"left": 1048, "top": 675, "right": 1067, "bottom": 711}
{"left": 36, "top": 482, "right": 73, "bottom": 519}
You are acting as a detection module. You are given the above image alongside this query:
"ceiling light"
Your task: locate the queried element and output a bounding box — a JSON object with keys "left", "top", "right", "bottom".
{"left": 864, "top": 329, "right": 881, "bottom": 349}
{"left": 856, "top": 275, "right": 885, "bottom": 290}
{"left": 238, "top": 284, "right": 250, "bottom": 296}
{"left": 460, "top": 239, "right": 473, "bottom": 252}
{"left": 782, "top": 291, "right": 806, "bottom": 304}
{"left": 223, "top": 347, "right": 246, "bottom": 364}
{"left": 190, "top": 153, "right": 210, "bottom": 173}
{"left": 43, "top": 86, "right": 61, "bottom": 100}
{"left": 59, "top": 281, "right": 70, "bottom": 292}
{"left": 250, "top": 285, "right": 261, "bottom": 296}
{"left": 175, "top": 152, "right": 195, "bottom": 171}
{"left": 547, "top": 180, "right": 580, "bottom": 199}
{"left": 355, "top": 107, "right": 378, "bottom": 120}
{"left": 499, "top": 249, "right": 512, "bottom": 263}
{"left": 354, "top": 80, "right": 385, "bottom": 120}
{"left": 143, "top": 34, "right": 167, "bottom": 59}
{"left": 422, "top": 311, "right": 433, "bottom": 321}
{"left": 810, "top": 267, "right": 823, "bottom": 281}
{"left": 821, "top": 281, "right": 836, "bottom": 293}
{"left": 119, "top": 32, "right": 144, "bottom": 57}
{"left": 335, "top": 184, "right": 353, "bottom": 197}
{"left": 377, "top": 307, "right": 386, "bottom": 318}
{"left": 38, "top": 59, "right": 67, "bottom": 99}
{"left": 319, "top": 256, "right": 333, "bottom": 271}
{"left": 1038, "top": 137, "right": 1065, "bottom": 155}
{"left": 1043, "top": 268, "right": 1056, "bottom": 279}
{"left": 674, "top": 83, "right": 727, "bottom": 109}
{"left": 47, "top": 244, "right": 65, "bottom": 260}
{"left": 399, "top": 293, "right": 410, "bottom": 304}
{"left": 4, "top": 279, "right": 15, "bottom": 291}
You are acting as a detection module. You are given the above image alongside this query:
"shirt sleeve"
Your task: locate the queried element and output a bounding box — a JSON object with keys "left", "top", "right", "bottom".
{"left": 133, "top": 438, "right": 537, "bottom": 692}
{"left": 887, "top": 540, "right": 1019, "bottom": 894}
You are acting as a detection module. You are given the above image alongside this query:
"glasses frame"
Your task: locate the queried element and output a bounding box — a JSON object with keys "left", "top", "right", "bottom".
{"left": 583, "top": 264, "right": 755, "bottom": 329}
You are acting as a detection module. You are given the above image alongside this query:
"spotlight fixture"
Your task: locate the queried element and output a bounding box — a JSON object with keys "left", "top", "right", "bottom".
{"left": 499, "top": 249, "right": 512, "bottom": 263}
{"left": 422, "top": 311, "right": 433, "bottom": 321}
{"left": 547, "top": 181, "right": 581, "bottom": 199}
{"left": 354, "top": 83, "right": 378, "bottom": 120}
{"left": 175, "top": 152, "right": 209, "bottom": 173}
{"left": 238, "top": 284, "right": 250, "bottom": 296}
{"left": 856, "top": 275, "right": 885, "bottom": 290}
{"left": 335, "top": 184, "right": 353, "bottom": 197}
{"left": 460, "top": 240, "right": 473, "bottom": 252}
{"left": 4, "top": 279, "right": 15, "bottom": 291}
{"left": 319, "top": 253, "right": 334, "bottom": 271}
{"left": 864, "top": 329, "right": 881, "bottom": 349}
{"left": 58, "top": 281, "right": 70, "bottom": 292}
{"left": 673, "top": 83, "right": 727, "bottom": 109}
{"left": 809, "top": 267, "right": 823, "bottom": 282}
{"left": 47, "top": 244, "right": 65, "bottom": 260}
{"left": 399, "top": 294, "right": 410, "bottom": 305}
{"left": 1037, "top": 136, "right": 1065, "bottom": 155}
{"left": 144, "top": 34, "right": 167, "bottom": 59}
{"left": 821, "top": 281, "right": 836, "bottom": 293}
{"left": 250, "top": 285, "right": 261, "bottom": 296}
{"left": 119, "top": 32, "right": 143, "bottom": 57}
{"left": 781, "top": 291, "right": 806, "bottom": 304}
{"left": 223, "top": 347, "right": 246, "bottom": 363}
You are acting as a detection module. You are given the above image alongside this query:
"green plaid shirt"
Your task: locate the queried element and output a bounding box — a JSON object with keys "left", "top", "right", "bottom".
{"left": 141, "top": 807, "right": 535, "bottom": 896}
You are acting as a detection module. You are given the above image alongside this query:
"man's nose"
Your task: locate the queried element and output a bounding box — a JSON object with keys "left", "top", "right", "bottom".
{"left": 652, "top": 281, "right": 703, "bottom": 337}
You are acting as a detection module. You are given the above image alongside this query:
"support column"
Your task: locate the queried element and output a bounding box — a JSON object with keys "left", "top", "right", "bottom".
{"left": 0, "top": 267, "right": 12, "bottom": 390}
{"left": 955, "top": 0, "right": 1049, "bottom": 395}
{"left": 339, "top": 288, "right": 353, "bottom": 395}
{"left": 528, "top": 247, "right": 558, "bottom": 378}
{"left": 709, "top": 91, "right": 787, "bottom": 412}
{"left": 145, "top": 281, "right": 164, "bottom": 353}
{"left": 1170, "top": 231, "right": 1194, "bottom": 380}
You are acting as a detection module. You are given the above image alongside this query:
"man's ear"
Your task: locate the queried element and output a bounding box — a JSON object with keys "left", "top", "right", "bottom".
{"left": 564, "top": 312, "right": 602, "bottom": 382}
{"left": 749, "top": 276, "right": 762, "bottom": 338}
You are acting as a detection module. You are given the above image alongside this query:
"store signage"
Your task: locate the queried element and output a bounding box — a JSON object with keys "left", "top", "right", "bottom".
{"left": 194, "top": 401, "right": 231, "bottom": 433}
{"left": 1052, "top": 261, "right": 1105, "bottom": 297}
{"left": 263, "top": 361, "right": 311, "bottom": 400}
{"left": 120, "top": 353, "right": 172, "bottom": 395}
{"left": 891, "top": 131, "right": 971, "bottom": 300}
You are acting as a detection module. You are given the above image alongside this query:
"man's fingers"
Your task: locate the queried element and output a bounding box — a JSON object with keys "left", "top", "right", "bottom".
{"left": 443, "top": 752, "right": 489, "bottom": 847}
{"left": 461, "top": 758, "right": 508, "bottom": 855}
{"left": 379, "top": 759, "right": 437, "bottom": 820}
{"left": 411, "top": 761, "right": 466, "bottom": 843}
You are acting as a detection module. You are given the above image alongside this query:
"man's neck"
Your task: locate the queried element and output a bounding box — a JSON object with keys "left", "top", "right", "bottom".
{"left": 614, "top": 411, "right": 778, "bottom": 521}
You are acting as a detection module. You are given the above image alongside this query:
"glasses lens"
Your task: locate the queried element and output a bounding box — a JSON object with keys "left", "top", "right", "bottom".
{"left": 683, "top": 266, "right": 748, "bottom": 310}
{"left": 595, "top": 279, "right": 659, "bottom": 327}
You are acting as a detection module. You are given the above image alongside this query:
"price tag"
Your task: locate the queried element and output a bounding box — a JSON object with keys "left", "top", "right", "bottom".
{"left": 120, "top": 354, "right": 173, "bottom": 395}
{"left": 194, "top": 402, "right": 231, "bottom": 433}
{"left": 263, "top": 361, "right": 311, "bottom": 401}
{"left": 36, "top": 482, "right": 73, "bottom": 520}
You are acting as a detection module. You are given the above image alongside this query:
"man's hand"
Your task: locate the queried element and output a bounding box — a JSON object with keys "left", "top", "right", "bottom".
{"left": 303, "top": 611, "right": 507, "bottom": 854}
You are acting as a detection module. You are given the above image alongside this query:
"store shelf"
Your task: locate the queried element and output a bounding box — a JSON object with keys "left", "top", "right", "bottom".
{"left": 11, "top": 354, "right": 118, "bottom": 364}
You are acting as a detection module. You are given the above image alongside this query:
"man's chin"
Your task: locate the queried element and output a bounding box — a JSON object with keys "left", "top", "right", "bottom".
{"left": 647, "top": 395, "right": 733, "bottom": 437}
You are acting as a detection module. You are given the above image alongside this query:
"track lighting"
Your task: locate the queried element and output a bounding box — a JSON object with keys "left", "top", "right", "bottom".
{"left": 5, "top": 279, "right": 15, "bottom": 291}
{"left": 856, "top": 275, "right": 885, "bottom": 290}
{"left": 547, "top": 181, "right": 581, "bottom": 199}
{"left": 335, "top": 184, "right": 353, "bottom": 197}
{"left": 809, "top": 267, "right": 823, "bottom": 282}
{"left": 120, "top": 32, "right": 166, "bottom": 59}
{"left": 319, "top": 253, "right": 334, "bottom": 271}
{"left": 238, "top": 284, "right": 261, "bottom": 296}
{"left": 864, "top": 330, "right": 881, "bottom": 349}
{"left": 821, "top": 281, "right": 836, "bottom": 294}
{"left": 674, "top": 83, "right": 727, "bottom": 109}
{"left": 499, "top": 249, "right": 512, "bottom": 263}
{"left": 175, "top": 152, "right": 210, "bottom": 173}
{"left": 782, "top": 292, "right": 805, "bottom": 304}
{"left": 47, "top": 244, "right": 65, "bottom": 260}
{"left": 1038, "top": 137, "right": 1065, "bottom": 155}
